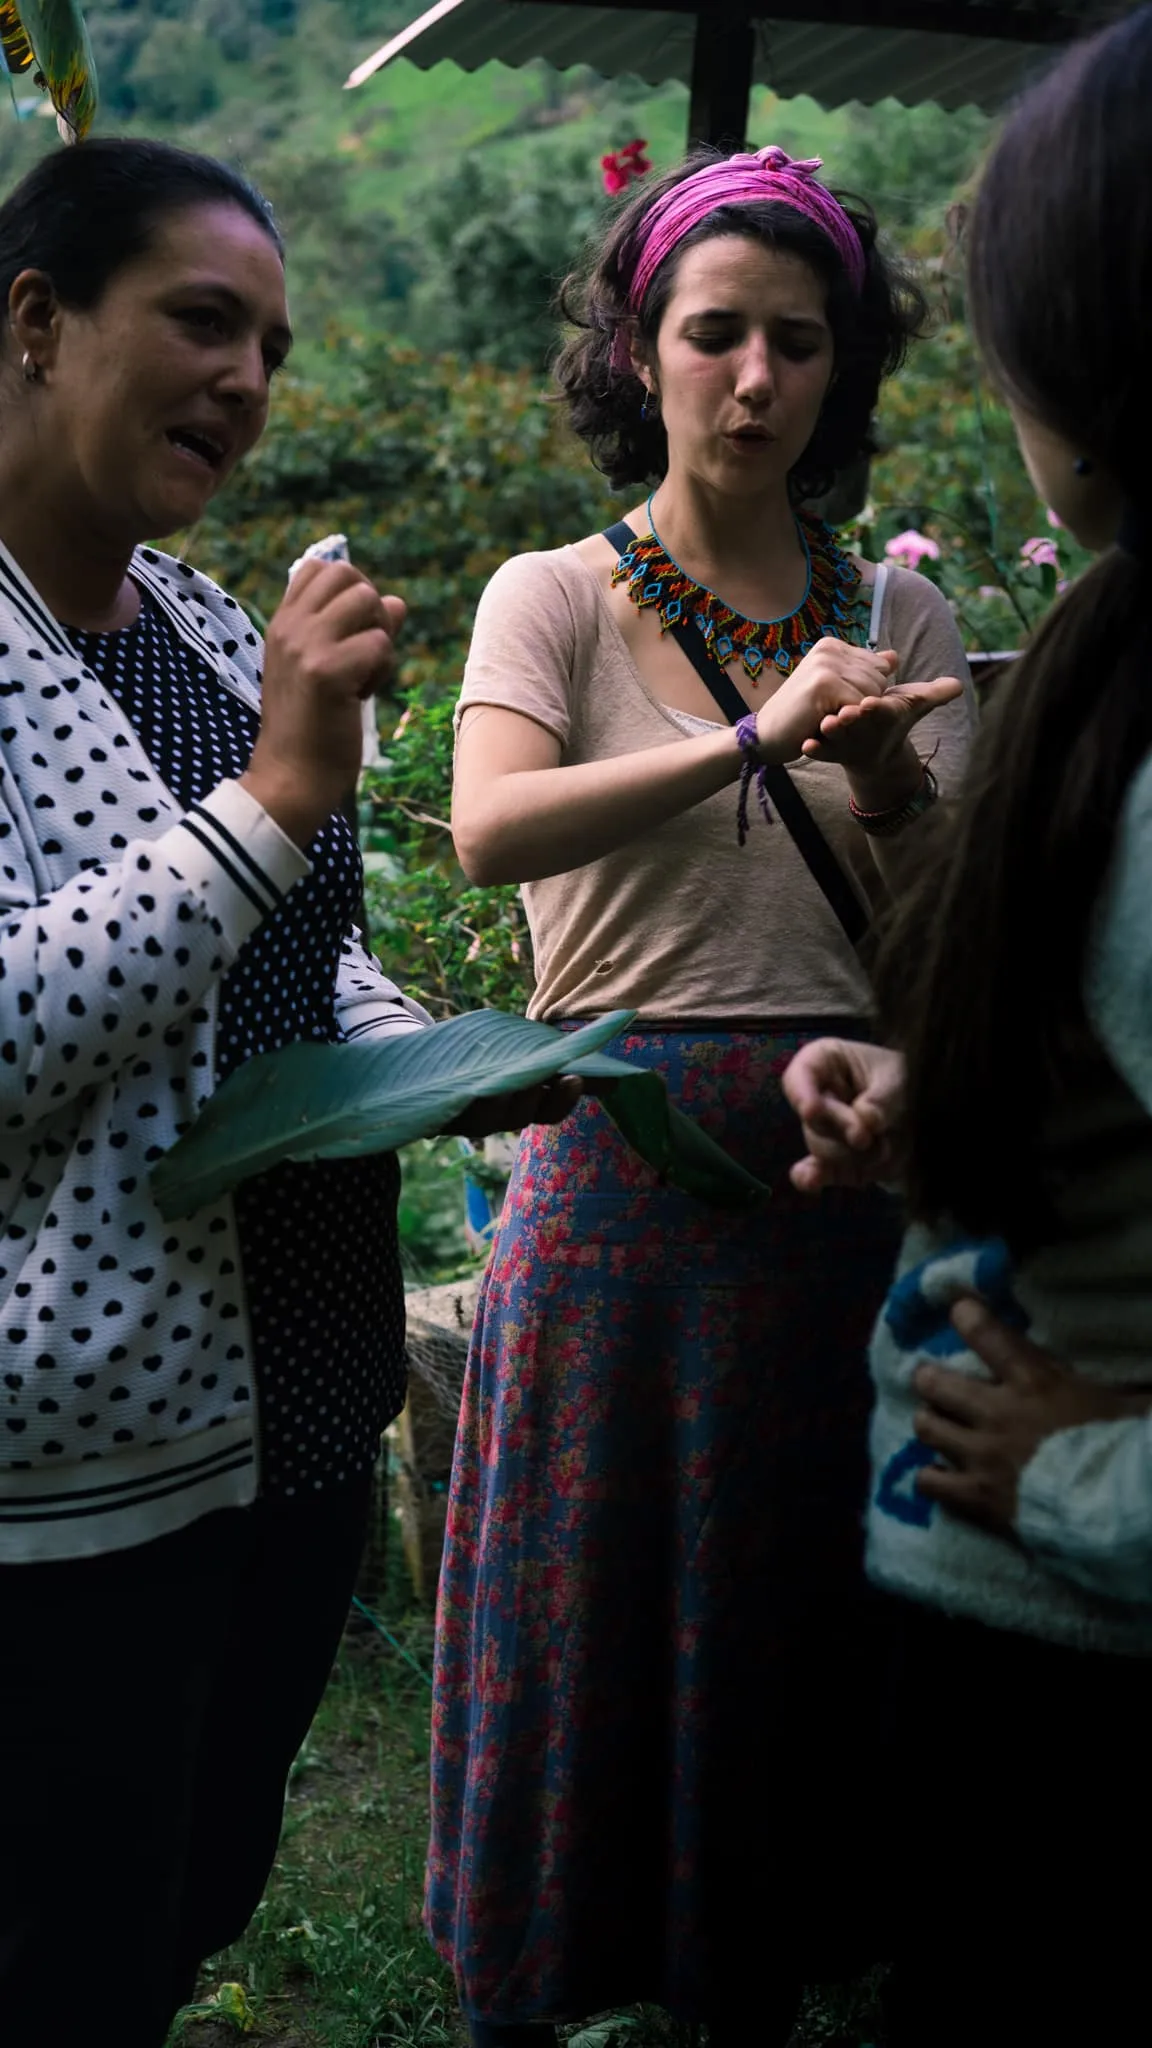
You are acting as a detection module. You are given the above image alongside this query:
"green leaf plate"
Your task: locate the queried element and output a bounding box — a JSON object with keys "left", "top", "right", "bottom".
{"left": 150, "top": 1008, "right": 769, "bottom": 1219}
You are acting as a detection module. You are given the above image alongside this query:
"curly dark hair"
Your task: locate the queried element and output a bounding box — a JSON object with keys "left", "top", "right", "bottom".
{"left": 554, "top": 149, "right": 927, "bottom": 501}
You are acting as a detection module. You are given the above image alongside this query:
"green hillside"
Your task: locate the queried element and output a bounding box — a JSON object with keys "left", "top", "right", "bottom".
{"left": 0, "top": 1, "right": 985, "bottom": 365}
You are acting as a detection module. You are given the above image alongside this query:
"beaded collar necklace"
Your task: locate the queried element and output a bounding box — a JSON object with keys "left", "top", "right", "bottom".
{"left": 611, "top": 493, "right": 862, "bottom": 685}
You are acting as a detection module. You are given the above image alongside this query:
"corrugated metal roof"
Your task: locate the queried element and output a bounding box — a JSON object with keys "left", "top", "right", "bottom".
{"left": 346, "top": 1, "right": 1128, "bottom": 110}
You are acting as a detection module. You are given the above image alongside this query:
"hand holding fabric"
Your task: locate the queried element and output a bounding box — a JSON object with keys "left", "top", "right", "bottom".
{"left": 912, "top": 1298, "right": 1152, "bottom": 1530}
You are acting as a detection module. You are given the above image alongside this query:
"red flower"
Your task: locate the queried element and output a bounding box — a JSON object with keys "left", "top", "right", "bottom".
{"left": 601, "top": 138, "right": 652, "bottom": 196}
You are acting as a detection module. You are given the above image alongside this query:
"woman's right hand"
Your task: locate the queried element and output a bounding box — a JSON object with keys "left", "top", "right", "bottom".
{"left": 782, "top": 1038, "right": 906, "bottom": 1193}
{"left": 241, "top": 558, "right": 406, "bottom": 848}
{"left": 754, "top": 641, "right": 897, "bottom": 764}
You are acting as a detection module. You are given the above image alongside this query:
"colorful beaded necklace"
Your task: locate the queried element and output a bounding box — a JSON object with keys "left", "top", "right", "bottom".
{"left": 611, "top": 494, "right": 863, "bottom": 686}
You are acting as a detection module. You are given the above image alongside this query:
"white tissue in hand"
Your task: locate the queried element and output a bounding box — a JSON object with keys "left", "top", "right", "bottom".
{"left": 285, "top": 534, "right": 381, "bottom": 767}
{"left": 287, "top": 533, "right": 350, "bottom": 581}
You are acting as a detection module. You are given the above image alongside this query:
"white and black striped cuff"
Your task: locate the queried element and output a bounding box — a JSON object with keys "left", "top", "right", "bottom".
{"left": 166, "top": 779, "right": 312, "bottom": 956}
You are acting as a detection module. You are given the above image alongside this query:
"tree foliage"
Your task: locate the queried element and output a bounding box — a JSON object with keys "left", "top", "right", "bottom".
{"left": 835, "top": 101, "right": 991, "bottom": 229}
{"left": 410, "top": 146, "right": 606, "bottom": 371}
{"left": 127, "top": 18, "right": 221, "bottom": 122}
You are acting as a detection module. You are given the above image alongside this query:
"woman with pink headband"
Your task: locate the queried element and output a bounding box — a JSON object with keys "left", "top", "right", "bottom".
{"left": 429, "top": 145, "right": 975, "bottom": 2045}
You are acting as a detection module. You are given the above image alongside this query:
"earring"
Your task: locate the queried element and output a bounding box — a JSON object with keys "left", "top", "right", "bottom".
{"left": 21, "top": 352, "right": 38, "bottom": 384}
{"left": 640, "top": 390, "right": 659, "bottom": 423}
{"left": 1074, "top": 456, "right": 1094, "bottom": 477}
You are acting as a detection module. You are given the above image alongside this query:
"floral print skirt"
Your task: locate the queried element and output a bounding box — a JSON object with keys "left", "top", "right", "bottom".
{"left": 425, "top": 1027, "right": 901, "bottom": 2024}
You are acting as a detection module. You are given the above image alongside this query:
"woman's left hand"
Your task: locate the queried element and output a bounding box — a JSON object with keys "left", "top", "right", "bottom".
{"left": 800, "top": 673, "right": 962, "bottom": 773}
{"left": 442, "top": 1075, "right": 583, "bottom": 1140}
{"left": 913, "top": 1297, "right": 1152, "bottom": 1531}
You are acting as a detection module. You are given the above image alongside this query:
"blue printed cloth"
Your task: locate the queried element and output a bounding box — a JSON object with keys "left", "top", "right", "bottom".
{"left": 871, "top": 1232, "right": 1029, "bottom": 1531}
{"left": 867, "top": 1222, "right": 1152, "bottom": 1654}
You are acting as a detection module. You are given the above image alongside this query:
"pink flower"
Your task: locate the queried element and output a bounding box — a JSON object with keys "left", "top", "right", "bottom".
{"left": 1047, "top": 507, "right": 1063, "bottom": 529}
{"left": 1021, "top": 536, "right": 1059, "bottom": 569}
{"left": 885, "top": 529, "right": 941, "bottom": 570}
{"left": 976, "top": 585, "right": 1005, "bottom": 600}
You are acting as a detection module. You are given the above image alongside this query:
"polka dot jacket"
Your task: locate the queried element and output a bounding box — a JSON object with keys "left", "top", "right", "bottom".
{"left": 0, "top": 541, "right": 430, "bottom": 1560}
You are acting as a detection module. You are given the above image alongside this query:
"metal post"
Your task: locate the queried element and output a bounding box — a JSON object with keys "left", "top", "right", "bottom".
{"left": 688, "top": 9, "right": 755, "bottom": 149}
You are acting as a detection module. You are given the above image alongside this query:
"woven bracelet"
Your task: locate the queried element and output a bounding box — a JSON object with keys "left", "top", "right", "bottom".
{"left": 734, "top": 714, "right": 773, "bottom": 847}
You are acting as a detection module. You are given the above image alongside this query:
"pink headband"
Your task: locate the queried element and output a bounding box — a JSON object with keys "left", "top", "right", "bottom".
{"left": 612, "top": 146, "right": 865, "bottom": 371}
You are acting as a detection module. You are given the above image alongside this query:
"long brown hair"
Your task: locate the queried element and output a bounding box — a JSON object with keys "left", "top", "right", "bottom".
{"left": 876, "top": 8, "right": 1152, "bottom": 1251}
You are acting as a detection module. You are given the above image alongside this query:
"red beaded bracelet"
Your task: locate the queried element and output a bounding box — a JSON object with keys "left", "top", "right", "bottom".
{"left": 848, "top": 764, "right": 939, "bottom": 837}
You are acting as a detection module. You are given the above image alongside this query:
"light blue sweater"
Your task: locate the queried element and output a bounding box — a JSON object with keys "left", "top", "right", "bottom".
{"left": 867, "top": 748, "right": 1152, "bottom": 1653}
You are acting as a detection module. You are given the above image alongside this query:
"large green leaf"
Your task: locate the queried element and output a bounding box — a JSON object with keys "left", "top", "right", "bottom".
{"left": 1, "top": 0, "right": 99, "bottom": 139}
{"left": 151, "top": 1008, "right": 769, "bottom": 1219}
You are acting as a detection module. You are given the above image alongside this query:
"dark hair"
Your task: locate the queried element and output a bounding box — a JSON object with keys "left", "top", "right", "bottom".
{"left": 875, "top": 8, "right": 1152, "bottom": 1250}
{"left": 554, "top": 148, "right": 927, "bottom": 498}
{"left": 0, "top": 136, "right": 282, "bottom": 327}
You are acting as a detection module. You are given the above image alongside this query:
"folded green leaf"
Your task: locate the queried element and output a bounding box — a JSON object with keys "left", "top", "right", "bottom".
{"left": 150, "top": 1008, "right": 769, "bottom": 1219}
{"left": 565, "top": 1055, "right": 767, "bottom": 1208}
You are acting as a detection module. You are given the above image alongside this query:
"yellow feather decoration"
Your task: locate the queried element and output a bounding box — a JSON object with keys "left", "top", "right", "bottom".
{"left": 0, "top": 0, "right": 97, "bottom": 141}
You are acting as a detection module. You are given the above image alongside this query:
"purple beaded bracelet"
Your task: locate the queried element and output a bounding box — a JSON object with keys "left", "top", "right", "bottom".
{"left": 735, "top": 713, "right": 773, "bottom": 847}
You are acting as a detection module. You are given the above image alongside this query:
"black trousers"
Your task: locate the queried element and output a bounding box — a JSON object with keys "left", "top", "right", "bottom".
{"left": 880, "top": 1597, "right": 1152, "bottom": 2047}
{"left": 0, "top": 1477, "right": 371, "bottom": 2048}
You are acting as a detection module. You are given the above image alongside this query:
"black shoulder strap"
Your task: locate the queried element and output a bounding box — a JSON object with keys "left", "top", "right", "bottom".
{"left": 604, "top": 520, "right": 869, "bottom": 947}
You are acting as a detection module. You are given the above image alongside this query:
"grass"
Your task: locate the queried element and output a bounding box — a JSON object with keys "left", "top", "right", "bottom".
{"left": 167, "top": 1532, "right": 885, "bottom": 2048}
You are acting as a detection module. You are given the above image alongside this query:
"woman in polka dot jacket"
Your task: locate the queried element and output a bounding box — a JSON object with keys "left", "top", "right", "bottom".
{"left": 0, "top": 140, "right": 577, "bottom": 2048}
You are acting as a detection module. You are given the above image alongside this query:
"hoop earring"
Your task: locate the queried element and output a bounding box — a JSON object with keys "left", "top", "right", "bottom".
{"left": 1074, "top": 456, "right": 1094, "bottom": 477}
{"left": 21, "top": 352, "right": 38, "bottom": 384}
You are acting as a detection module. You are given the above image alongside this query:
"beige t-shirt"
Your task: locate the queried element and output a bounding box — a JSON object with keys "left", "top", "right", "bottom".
{"left": 455, "top": 547, "right": 975, "bottom": 1024}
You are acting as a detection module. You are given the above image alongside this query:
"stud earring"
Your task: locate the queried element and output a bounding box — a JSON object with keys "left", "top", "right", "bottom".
{"left": 1074, "top": 456, "right": 1094, "bottom": 477}
{"left": 21, "top": 352, "right": 38, "bottom": 384}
